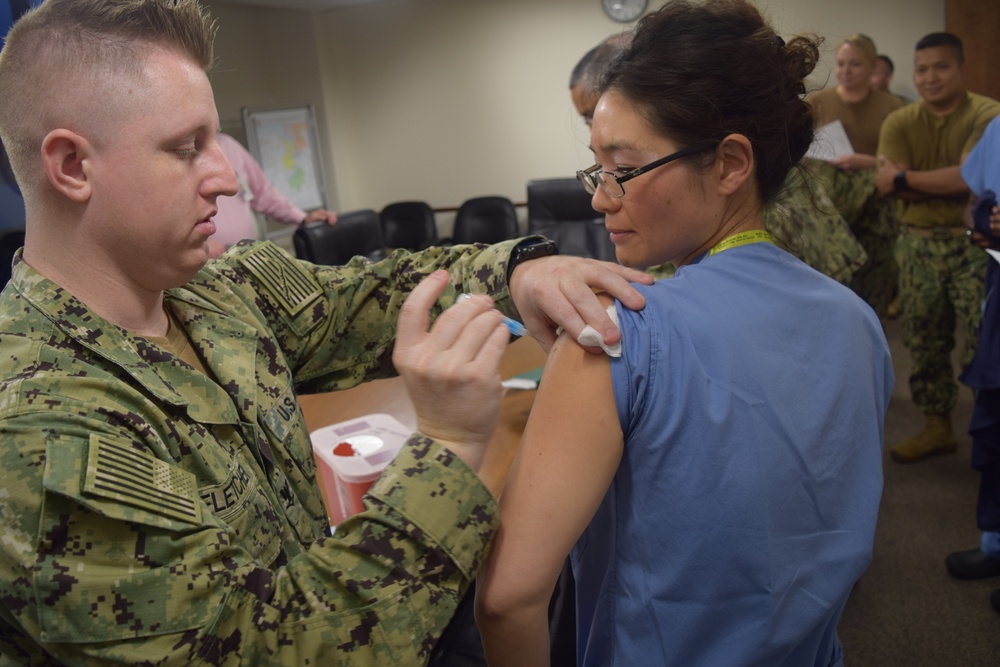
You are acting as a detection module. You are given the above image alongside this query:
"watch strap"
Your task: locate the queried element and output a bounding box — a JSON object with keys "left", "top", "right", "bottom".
{"left": 506, "top": 239, "right": 559, "bottom": 284}
{"left": 893, "top": 170, "right": 908, "bottom": 193}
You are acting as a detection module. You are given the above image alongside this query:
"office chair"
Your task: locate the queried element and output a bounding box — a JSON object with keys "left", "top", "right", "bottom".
{"left": 526, "top": 178, "right": 615, "bottom": 261}
{"left": 293, "top": 208, "right": 386, "bottom": 265}
{"left": 379, "top": 201, "right": 438, "bottom": 251}
{"left": 0, "top": 230, "right": 22, "bottom": 288}
{"left": 451, "top": 196, "right": 520, "bottom": 245}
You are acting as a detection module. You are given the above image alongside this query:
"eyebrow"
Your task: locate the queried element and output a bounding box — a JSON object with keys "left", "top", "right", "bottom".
{"left": 589, "top": 140, "right": 644, "bottom": 154}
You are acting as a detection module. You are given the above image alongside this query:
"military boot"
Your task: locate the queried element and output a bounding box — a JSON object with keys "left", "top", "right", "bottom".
{"left": 890, "top": 412, "right": 958, "bottom": 463}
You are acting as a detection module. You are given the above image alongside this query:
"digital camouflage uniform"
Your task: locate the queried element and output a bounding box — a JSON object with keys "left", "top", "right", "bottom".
{"left": 804, "top": 84, "right": 905, "bottom": 318}
{"left": 763, "top": 162, "right": 868, "bottom": 286}
{"left": 895, "top": 228, "right": 986, "bottom": 413}
{"left": 879, "top": 92, "right": 1000, "bottom": 414}
{"left": 0, "top": 239, "right": 527, "bottom": 666}
{"left": 803, "top": 160, "right": 900, "bottom": 318}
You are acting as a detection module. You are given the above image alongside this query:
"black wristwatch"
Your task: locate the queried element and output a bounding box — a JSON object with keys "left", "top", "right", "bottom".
{"left": 893, "top": 170, "right": 908, "bottom": 193}
{"left": 506, "top": 239, "right": 559, "bottom": 283}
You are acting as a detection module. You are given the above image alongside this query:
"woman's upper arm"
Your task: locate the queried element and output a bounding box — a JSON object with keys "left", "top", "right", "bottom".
{"left": 479, "top": 322, "right": 624, "bottom": 610}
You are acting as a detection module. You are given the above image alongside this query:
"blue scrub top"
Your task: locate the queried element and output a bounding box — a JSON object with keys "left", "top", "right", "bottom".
{"left": 572, "top": 241, "right": 892, "bottom": 667}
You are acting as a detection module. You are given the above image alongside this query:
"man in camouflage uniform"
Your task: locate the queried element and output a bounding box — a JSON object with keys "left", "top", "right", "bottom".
{"left": 763, "top": 161, "right": 868, "bottom": 287}
{"left": 876, "top": 32, "right": 1000, "bottom": 463}
{"left": 0, "top": 1, "right": 651, "bottom": 664}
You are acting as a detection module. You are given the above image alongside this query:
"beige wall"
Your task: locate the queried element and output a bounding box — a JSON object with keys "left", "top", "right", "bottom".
{"left": 209, "top": 5, "right": 322, "bottom": 139}
{"left": 205, "top": 0, "right": 944, "bottom": 231}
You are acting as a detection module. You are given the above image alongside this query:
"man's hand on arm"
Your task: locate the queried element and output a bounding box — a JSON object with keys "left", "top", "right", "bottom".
{"left": 877, "top": 155, "right": 968, "bottom": 200}
{"left": 902, "top": 165, "right": 968, "bottom": 197}
{"left": 831, "top": 152, "right": 877, "bottom": 172}
{"left": 509, "top": 254, "right": 652, "bottom": 353}
{"left": 393, "top": 270, "right": 510, "bottom": 472}
{"left": 303, "top": 209, "right": 338, "bottom": 224}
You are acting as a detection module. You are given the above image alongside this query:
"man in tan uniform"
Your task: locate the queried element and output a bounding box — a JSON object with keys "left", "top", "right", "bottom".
{"left": 876, "top": 32, "right": 1000, "bottom": 462}
{"left": 0, "top": 1, "right": 651, "bottom": 664}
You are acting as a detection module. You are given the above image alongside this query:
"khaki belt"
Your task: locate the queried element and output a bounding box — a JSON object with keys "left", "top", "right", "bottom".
{"left": 903, "top": 226, "right": 966, "bottom": 239}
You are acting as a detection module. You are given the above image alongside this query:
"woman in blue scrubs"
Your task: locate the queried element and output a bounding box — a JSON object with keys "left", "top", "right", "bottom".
{"left": 476, "top": 2, "right": 894, "bottom": 665}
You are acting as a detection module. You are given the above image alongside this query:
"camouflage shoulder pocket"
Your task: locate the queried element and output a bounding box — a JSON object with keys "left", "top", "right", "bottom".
{"left": 43, "top": 434, "right": 204, "bottom": 530}
{"left": 240, "top": 243, "right": 323, "bottom": 337}
{"left": 36, "top": 436, "right": 221, "bottom": 644}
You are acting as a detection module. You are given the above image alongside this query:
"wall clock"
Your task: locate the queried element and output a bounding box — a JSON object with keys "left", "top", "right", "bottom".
{"left": 602, "top": 0, "right": 648, "bottom": 23}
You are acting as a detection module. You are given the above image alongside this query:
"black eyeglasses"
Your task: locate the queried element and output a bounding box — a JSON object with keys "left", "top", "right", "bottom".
{"left": 577, "top": 143, "right": 716, "bottom": 198}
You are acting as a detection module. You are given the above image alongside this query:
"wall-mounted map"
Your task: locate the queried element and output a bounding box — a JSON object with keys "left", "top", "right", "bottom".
{"left": 243, "top": 105, "right": 328, "bottom": 212}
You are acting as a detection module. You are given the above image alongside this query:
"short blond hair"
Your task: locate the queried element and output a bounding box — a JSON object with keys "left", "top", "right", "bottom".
{"left": 838, "top": 34, "right": 878, "bottom": 65}
{"left": 0, "top": 0, "right": 217, "bottom": 202}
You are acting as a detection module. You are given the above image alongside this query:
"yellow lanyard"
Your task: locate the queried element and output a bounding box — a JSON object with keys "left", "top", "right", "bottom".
{"left": 707, "top": 229, "right": 774, "bottom": 256}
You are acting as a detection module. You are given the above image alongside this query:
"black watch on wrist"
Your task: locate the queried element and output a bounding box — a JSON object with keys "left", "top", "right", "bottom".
{"left": 893, "top": 170, "right": 908, "bottom": 193}
{"left": 506, "top": 239, "right": 559, "bottom": 283}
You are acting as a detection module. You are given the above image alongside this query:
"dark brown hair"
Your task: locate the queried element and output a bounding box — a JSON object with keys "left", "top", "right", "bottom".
{"left": 599, "top": 0, "right": 820, "bottom": 204}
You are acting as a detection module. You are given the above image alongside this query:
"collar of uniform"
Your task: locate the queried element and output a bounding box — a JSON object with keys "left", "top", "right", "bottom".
{"left": 8, "top": 253, "right": 238, "bottom": 421}
{"left": 164, "top": 290, "right": 261, "bottom": 426}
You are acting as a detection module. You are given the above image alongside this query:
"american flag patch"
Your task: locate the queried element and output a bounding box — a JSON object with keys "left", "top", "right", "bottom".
{"left": 84, "top": 436, "right": 202, "bottom": 524}
{"left": 241, "top": 244, "right": 321, "bottom": 316}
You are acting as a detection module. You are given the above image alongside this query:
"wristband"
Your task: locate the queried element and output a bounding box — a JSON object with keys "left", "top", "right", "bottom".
{"left": 893, "top": 170, "right": 908, "bottom": 193}
{"left": 506, "top": 239, "right": 558, "bottom": 284}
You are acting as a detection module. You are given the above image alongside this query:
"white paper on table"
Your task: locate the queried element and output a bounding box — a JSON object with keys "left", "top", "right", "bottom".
{"left": 805, "top": 120, "right": 854, "bottom": 161}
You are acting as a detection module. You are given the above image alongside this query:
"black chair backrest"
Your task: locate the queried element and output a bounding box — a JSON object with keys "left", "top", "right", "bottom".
{"left": 0, "top": 230, "right": 23, "bottom": 289}
{"left": 293, "top": 208, "right": 386, "bottom": 265}
{"left": 452, "top": 196, "right": 519, "bottom": 245}
{"left": 526, "top": 178, "right": 616, "bottom": 261}
{"left": 380, "top": 201, "right": 438, "bottom": 251}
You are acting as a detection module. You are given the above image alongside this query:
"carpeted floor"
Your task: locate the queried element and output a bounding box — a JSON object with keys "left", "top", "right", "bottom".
{"left": 838, "top": 317, "right": 1000, "bottom": 666}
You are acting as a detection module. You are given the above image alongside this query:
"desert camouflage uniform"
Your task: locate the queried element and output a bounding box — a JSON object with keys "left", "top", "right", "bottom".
{"left": 764, "top": 162, "right": 868, "bottom": 286}
{"left": 0, "top": 239, "right": 527, "bottom": 666}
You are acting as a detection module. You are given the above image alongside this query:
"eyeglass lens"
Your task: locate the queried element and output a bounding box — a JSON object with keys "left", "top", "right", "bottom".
{"left": 576, "top": 167, "right": 625, "bottom": 198}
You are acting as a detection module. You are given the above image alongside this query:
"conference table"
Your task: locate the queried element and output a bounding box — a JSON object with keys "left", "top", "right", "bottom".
{"left": 299, "top": 336, "right": 548, "bottom": 498}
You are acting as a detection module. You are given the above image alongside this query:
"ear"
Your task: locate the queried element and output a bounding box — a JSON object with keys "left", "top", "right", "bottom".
{"left": 713, "top": 133, "right": 755, "bottom": 197}
{"left": 41, "top": 129, "right": 92, "bottom": 204}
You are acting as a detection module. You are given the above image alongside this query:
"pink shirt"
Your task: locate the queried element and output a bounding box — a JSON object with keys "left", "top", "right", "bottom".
{"left": 213, "top": 134, "right": 307, "bottom": 247}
